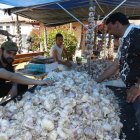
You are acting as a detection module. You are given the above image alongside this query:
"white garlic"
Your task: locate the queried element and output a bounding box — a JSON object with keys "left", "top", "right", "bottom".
{"left": 0, "top": 119, "right": 9, "bottom": 131}
{"left": 42, "top": 119, "right": 54, "bottom": 131}
{"left": 0, "top": 133, "right": 8, "bottom": 140}
{"left": 48, "top": 130, "right": 58, "bottom": 140}
{"left": 23, "top": 132, "right": 32, "bottom": 140}
{"left": 103, "top": 123, "right": 112, "bottom": 131}
{"left": 43, "top": 100, "right": 54, "bottom": 111}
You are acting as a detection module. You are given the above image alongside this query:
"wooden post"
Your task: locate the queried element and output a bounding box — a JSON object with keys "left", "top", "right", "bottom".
{"left": 93, "top": 15, "right": 100, "bottom": 58}
{"left": 93, "top": 19, "right": 97, "bottom": 51}
{"left": 107, "top": 34, "right": 111, "bottom": 59}
{"left": 107, "top": 34, "right": 114, "bottom": 60}
{"left": 79, "top": 24, "right": 84, "bottom": 50}
{"left": 44, "top": 26, "right": 47, "bottom": 51}
{"left": 39, "top": 22, "right": 45, "bottom": 52}
{"left": 101, "top": 21, "right": 106, "bottom": 59}
{"left": 69, "top": 23, "right": 72, "bottom": 31}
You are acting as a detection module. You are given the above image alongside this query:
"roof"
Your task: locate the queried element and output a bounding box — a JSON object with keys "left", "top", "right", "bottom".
{"left": 0, "top": 15, "right": 37, "bottom": 24}
{"left": 1, "top": 0, "right": 140, "bottom": 26}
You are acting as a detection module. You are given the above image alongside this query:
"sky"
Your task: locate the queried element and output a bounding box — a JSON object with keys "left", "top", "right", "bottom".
{"left": 0, "top": 3, "right": 13, "bottom": 9}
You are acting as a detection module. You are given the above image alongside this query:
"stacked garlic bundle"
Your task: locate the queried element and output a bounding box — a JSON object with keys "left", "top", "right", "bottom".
{"left": 0, "top": 71, "right": 123, "bottom": 140}
{"left": 84, "top": 6, "right": 95, "bottom": 58}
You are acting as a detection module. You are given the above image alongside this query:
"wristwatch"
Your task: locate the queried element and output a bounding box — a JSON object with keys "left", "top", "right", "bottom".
{"left": 135, "top": 83, "right": 140, "bottom": 89}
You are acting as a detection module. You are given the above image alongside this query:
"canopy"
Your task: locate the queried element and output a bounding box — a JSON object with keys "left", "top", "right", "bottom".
{"left": 1, "top": 0, "right": 140, "bottom": 8}
{"left": 0, "top": 0, "right": 61, "bottom": 7}
{"left": 1, "top": 0, "right": 140, "bottom": 26}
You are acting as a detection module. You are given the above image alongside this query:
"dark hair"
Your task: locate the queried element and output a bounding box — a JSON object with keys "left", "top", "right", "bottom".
{"left": 56, "top": 33, "right": 63, "bottom": 39}
{"left": 1, "top": 47, "right": 4, "bottom": 51}
{"left": 106, "top": 12, "right": 129, "bottom": 25}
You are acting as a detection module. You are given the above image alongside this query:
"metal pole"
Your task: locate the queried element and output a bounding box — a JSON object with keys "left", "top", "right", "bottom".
{"left": 94, "top": 0, "right": 105, "bottom": 14}
{"left": 93, "top": 0, "right": 127, "bottom": 29}
{"left": 56, "top": 3, "right": 86, "bottom": 28}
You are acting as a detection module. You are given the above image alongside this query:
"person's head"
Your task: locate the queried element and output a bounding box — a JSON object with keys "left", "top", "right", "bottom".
{"left": 0, "top": 41, "right": 18, "bottom": 64}
{"left": 106, "top": 12, "right": 130, "bottom": 37}
{"left": 56, "top": 33, "right": 63, "bottom": 47}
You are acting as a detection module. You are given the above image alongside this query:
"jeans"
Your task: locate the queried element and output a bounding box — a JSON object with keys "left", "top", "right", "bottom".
{"left": 107, "top": 86, "right": 140, "bottom": 140}
{"left": 133, "top": 96, "right": 140, "bottom": 133}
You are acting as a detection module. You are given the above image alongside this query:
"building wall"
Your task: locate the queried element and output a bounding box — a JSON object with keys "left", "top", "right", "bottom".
{"left": 0, "top": 22, "right": 34, "bottom": 52}
{"left": 0, "top": 22, "right": 33, "bottom": 35}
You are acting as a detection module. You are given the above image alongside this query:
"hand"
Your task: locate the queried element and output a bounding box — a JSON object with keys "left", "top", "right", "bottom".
{"left": 127, "top": 86, "right": 140, "bottom": 103}
{"left": 7, "top": 85, "right": 18, "bottom": 99}
{"left": 66, "top": 61, "right": 72, "bottom": 68}
{"left": 38, "top": 79, "right": 54, "bottom": 86}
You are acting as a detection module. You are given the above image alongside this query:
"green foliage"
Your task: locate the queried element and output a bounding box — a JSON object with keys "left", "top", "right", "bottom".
{"left": 47, "top": 29, "right": 77, "bottom": 60}
{"left": 30, "top": 28, "right": 40, "bottom": 51}
{"left": 32, "top": 36, "right": 40, "bottom": 51}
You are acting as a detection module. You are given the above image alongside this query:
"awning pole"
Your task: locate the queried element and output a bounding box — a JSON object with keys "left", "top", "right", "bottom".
{"left": 56, "top": 3, "right": 86, "bottom": 28}
{"left": 93, "top": 0, "right": 127, "bottom": 29}
{"left": 94, "top": 0, "right": 105, "bottom": 14}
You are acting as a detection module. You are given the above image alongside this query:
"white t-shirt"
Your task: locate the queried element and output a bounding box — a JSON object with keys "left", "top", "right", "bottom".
{"left": 50, "top": 44, "right": 64, "bottom": 61}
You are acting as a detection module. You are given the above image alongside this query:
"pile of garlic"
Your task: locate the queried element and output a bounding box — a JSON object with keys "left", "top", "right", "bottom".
{"left": 76, "top": 59, "right": 119, "bottom": 80}
{"left": 0, "top": 70, "right": 123, "bottom": 140}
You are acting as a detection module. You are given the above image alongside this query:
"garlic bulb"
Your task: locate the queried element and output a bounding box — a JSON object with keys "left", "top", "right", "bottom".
{"left": 0, "top": 119, "right": 9, "bottom": 131}
{"left": 0, "top": 133, "right": 8, "bottom": 140}
{"left": 103, "top": 123, "right": 112, "bottom": 131}
{"left": 42, "top": 119, "right": 54, "bottom": 131}
{"left": 23, "top": 132, "right": 32, "bottom": 140}
{"left": 48, "top": 130, "right": 58, "bottom": 140}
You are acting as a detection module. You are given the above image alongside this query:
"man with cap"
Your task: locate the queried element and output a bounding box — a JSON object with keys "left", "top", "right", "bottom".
{"left": 0, "top": 41, "right": 53, "bottom": 102}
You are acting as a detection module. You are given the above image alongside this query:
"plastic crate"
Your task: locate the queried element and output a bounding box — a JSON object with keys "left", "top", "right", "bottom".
{"left": 26, "top": 63, "right": 46, "bottom": 73}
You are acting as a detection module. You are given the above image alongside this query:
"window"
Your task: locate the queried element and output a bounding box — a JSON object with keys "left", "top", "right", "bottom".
{"left": 6, "top": 26, "right": 10, "bottom": 32}
{"left": 0, "top": 26, "right": 3, "bottom": 30}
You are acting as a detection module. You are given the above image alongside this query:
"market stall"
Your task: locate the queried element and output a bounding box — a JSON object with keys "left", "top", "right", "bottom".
{"left": 0, "top": 0, "right": 140, "bottom": 140}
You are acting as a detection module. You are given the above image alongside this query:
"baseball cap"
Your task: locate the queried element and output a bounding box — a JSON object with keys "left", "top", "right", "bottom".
{"left": 1, "top": 41, "right": 18, "bottom": 51}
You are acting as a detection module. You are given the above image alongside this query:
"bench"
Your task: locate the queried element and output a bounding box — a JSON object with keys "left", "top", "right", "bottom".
{"left": 13, "top": 52, "right": 44, "bottom": 64}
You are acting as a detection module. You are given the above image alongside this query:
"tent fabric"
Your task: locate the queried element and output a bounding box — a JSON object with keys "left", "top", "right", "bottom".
{"left": 1, "top": 0, "right": 140, "bottom": 26}
{"left": 1, "top": 0, "right": 140, "bottom": 8}
{"left": 0, "top": 0, "right": 62, "bottom": 7}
